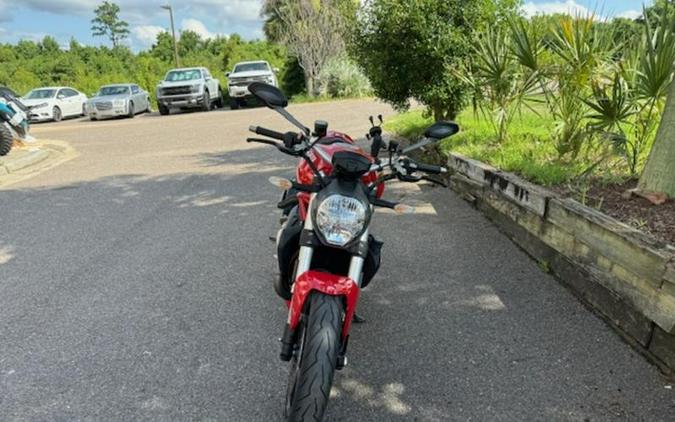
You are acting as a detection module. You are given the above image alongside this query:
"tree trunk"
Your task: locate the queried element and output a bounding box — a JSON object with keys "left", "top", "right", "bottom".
{"left": 638, "top": 80, "right": 675, "bottom": 198}
{"left": 305, "top": 74, "right": 315, "bottom": 97}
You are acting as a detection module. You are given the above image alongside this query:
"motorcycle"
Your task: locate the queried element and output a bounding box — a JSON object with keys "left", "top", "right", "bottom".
{"left": 0, "top": 87, "right": 39, "bottom": 156}
{"left": 245, "top": 83, "right": 459, "bottom": 421}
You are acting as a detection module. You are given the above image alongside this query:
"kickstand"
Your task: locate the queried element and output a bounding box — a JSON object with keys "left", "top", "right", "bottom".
{"left": 352, "top": 313, "right": 366, "bottom": 324}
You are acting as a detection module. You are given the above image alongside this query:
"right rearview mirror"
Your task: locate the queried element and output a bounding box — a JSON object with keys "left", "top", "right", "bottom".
{"left": 401, "top": 121, "right": 460, "bottom": 154}
{"left": 249, "top": 82, "right": 288, "bottom": 109}
{"left": 424, "top": 121, "right": 460, "bottom": 140}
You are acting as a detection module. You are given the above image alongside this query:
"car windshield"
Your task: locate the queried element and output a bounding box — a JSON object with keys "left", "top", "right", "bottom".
{"left": 165, "top": 70, "right": 201, "bottom": 82}
{"left": 233, "top": 63, "right": 269, "bottom": 73}
{"left": 99, "top": 86, "right": 130, "bottom": 96}
{"left": 25, "top": 89, "right": 57, "bottom": 99}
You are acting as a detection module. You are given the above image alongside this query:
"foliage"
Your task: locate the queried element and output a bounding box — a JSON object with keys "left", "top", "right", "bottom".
{"left": 91, "top": 1, "right": 130, "bottom": 48}
{"left": 351, "top": 0, "right": 520, "bottom": 121}
{"left": 0, "top": 33, "right": 294, "bottom": 106}
{"left": 385, "top": 108, "right": 591, "bottom": 186}
{"left": 318, "top": 57, "right": 372, "bottom": 98}
{"left": 261, "top": 0, "right": 351, "bottom": 96}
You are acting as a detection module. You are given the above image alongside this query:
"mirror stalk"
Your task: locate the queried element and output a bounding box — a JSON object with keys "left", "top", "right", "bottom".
{"left": 275, "top": 107, "right": 310, "bottom": 136}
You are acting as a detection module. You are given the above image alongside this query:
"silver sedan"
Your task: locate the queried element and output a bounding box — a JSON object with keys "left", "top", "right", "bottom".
{"left": 86, "top": 84, "right": 151, "bottom": 120}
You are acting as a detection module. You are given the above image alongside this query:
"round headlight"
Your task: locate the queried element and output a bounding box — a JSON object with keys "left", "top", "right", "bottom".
{"left": 314, "top": 194, "right": 369, "bottom": 247}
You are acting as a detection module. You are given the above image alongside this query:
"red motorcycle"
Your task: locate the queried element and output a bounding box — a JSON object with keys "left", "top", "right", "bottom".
{"left": 246, "top": 83, "right": 458, "bottom": 421}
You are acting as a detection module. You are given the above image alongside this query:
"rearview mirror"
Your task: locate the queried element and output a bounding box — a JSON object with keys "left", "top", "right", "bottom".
{"left": 424, "top": 121, "right": 460, "bottom": 140}
{"left": 249, "top": 82, "right": 288, "bottom": 109}
{"left": 402, "top": 121, "right": 460, "bottom": 154}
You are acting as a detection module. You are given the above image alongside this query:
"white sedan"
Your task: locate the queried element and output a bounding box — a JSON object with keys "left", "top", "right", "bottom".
{"left": 22, "top": 87, "right": 88, "bottom": 122}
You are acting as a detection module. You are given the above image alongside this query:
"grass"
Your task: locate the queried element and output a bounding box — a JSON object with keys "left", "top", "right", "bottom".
{"left": 289, "top": 93, "right": 373, "bottom": 104}
{"left": 384, "top": 107, "right": 606, "bottom": 186}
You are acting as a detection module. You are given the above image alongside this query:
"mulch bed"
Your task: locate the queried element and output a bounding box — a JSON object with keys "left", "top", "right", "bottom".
{"left": 555, "top": 180, "right": 675, "bottom": 246}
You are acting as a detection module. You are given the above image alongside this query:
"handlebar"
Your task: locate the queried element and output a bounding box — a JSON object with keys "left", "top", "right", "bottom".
{"left": 401, "top": 159, "right": 448, "bottom": 175}
{"left": 249, "top": 125, "right": 286, "bottom": 141}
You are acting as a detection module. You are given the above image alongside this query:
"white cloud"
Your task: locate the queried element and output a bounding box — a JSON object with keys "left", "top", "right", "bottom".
{"left": 132, "top": 25, "right": 165, "bottom": 48}
{"left": 521, "top": 1, "right": 591, "bottom": 17}
{"left": 617, "top": 10, "right": 642, "bottom": 20}
{"left": 181, "top": 18, "right": 220, "bottom": 39}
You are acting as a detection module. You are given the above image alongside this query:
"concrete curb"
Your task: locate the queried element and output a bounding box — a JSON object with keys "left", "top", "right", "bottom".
{"left": 0, "top": 148, "right": 50, "bottom": 174}
{"left": 0, "top": 140, "right": 77, "bottom": 187}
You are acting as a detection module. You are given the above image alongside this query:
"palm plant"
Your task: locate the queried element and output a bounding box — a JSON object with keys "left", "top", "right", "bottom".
{"left": 467, "top": 27, "right": 540, "bottom": 143}
{"left": 584, "top": 7, "right": 675, "bottom": 175}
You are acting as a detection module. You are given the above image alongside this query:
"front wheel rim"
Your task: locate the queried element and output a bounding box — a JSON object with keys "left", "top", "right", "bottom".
{"left": 284, "top": 318, "right": 306, "bottom": 417}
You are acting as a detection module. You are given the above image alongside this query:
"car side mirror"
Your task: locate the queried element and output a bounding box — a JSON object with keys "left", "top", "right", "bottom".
{"left": 249, "top": 82, "right": 288, "bottom": 108}
{"left": 57, "top": 94, "right": 65, "bottom": 100}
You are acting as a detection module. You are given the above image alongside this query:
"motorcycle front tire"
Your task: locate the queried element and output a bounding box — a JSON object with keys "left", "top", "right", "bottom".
{"left": 285, "top": 292, "right": 343, "bottom": 422}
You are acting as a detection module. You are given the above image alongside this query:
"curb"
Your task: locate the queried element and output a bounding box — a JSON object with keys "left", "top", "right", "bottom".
{"left": 0, "top": 148, "right": 50, "bottom": 174}
{"left": 0, "top": 140, "right": 77, "bottom": 187}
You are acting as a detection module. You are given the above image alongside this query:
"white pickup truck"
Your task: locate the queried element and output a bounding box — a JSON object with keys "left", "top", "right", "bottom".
{"left": 226, "top": 61, "right": 278, "bottom": 109}
{"left": 156, "top": 67, "right": 224, "bottom": 115}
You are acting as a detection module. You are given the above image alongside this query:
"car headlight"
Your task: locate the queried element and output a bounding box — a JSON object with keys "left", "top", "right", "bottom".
{"left": 113, "top": 99, "right": 126, "bottom": 107}
{"left": 191, "top": 84, "right": 201, "bottom": 93}
{"left": 314, "top": 194, "right": 369, "bottom": 247}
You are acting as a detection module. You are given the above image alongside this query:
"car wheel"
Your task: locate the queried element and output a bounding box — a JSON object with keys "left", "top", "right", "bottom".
{"left": 90, "top": 116, "right": 97, "bottom": 121}
{"left": 52, "top": 106, "right": 62, "bottom": 122}
{"left": 230, "top": 98, "right": 239, "bottom": 110}
{"left": 159, "top": 104, "right": 170, "bottom": 116}
{"left": 128, "top": 101, "right": 135, "bottom": 118}
{"left": 81, "top": 104, "right": 86, "bottom": 116}
{"left": 202, "top": 90, "right": 211, "bottom": 112}
{"left": 216, "top": 88, "right": 225, "bottom": 108}
{"left": 145, "top": 98, "right": 152, "bottom": 113}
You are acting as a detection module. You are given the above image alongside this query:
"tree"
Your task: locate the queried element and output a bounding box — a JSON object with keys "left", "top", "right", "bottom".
{"left": 351, "top": 0, "right": 516, "bottom": 121}
{"left": 91, "top": 1, "right": 130, "bottom": 48}
{"left": 637, "top": 5, "right": 675, "bottom": 197}
{"left": 262, "top": 0, "right": 348, "bottom": 96}
{"left": 637, "top": 78, "right": 675, "bottom": 197}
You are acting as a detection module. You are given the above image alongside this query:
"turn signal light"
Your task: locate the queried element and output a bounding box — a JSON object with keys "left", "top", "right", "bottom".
{"left": 269, "top": 176, "right": 293, "bottom": 191}
{"left": 394, "top": 204, "right": 416, "bottom": 215}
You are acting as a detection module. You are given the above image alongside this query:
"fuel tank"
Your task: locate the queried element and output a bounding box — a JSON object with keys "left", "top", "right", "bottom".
{"left": 296, "top": 131, "right": 384, "bottom": 198}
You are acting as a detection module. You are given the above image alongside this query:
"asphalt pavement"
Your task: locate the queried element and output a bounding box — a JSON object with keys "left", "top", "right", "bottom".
{"left": 0, "top": 101, "right": 673, "bottom": 421}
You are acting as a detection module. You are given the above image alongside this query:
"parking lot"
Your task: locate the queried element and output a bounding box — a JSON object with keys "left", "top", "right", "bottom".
{"left": 1, "top": 99, "right": 673, "bottom": 421}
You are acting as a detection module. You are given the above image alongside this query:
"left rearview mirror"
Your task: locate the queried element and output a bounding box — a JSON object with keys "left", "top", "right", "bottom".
{"left": 249, "top": 82, "right": 288, "bottom": 109}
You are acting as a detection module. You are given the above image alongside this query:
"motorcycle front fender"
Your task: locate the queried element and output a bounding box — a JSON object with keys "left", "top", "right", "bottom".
{"left": 288, "top": 270, "right": 360, "bottom": 340}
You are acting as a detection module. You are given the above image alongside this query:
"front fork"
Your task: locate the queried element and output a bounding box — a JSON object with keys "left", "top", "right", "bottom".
{"left": 279, "top": 194, "right": 369, "bottom": 368}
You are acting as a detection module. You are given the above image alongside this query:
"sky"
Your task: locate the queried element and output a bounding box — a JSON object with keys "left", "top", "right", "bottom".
{"left": 0, "top": 1, "right": 653, "bottom": 51}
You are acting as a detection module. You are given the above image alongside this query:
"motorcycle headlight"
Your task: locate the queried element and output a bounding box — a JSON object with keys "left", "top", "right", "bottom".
{"left": 314, "top": 194, "right": 369, "bottom": 247}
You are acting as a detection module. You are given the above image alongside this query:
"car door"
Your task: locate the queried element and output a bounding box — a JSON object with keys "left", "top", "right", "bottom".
{"left": 60, "top": 88, "right": 80, "bottom": 116}
{"left": 130, "top": 85, "right": 143, "bottom": 111}
{"left": 203, "top": 69, "right": 216, "bottom": 99}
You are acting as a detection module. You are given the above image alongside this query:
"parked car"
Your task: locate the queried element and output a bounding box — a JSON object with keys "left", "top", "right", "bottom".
{"left": 226, "top": 60, "right": 278, "bottom": 109}
{"left": 86, "top": 84, "right": 151, "bottom": 120}
{"left": 156, "top": 67, "right": 224, "bottom": 115}
{"left": 21, "top": 87, "right": 87, "bottom": 122}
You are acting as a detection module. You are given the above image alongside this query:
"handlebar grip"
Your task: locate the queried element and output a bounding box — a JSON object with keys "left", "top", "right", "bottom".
{"left": 407, "top": 161, "right": 448, "bottom": 175}
{"left": 249, "top": 125, "right": 286, "bottom": 141}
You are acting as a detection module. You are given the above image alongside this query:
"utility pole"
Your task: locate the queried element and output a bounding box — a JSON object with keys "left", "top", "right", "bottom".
{"left": 161, "top": 4, "right": 180, "bottom": 67}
